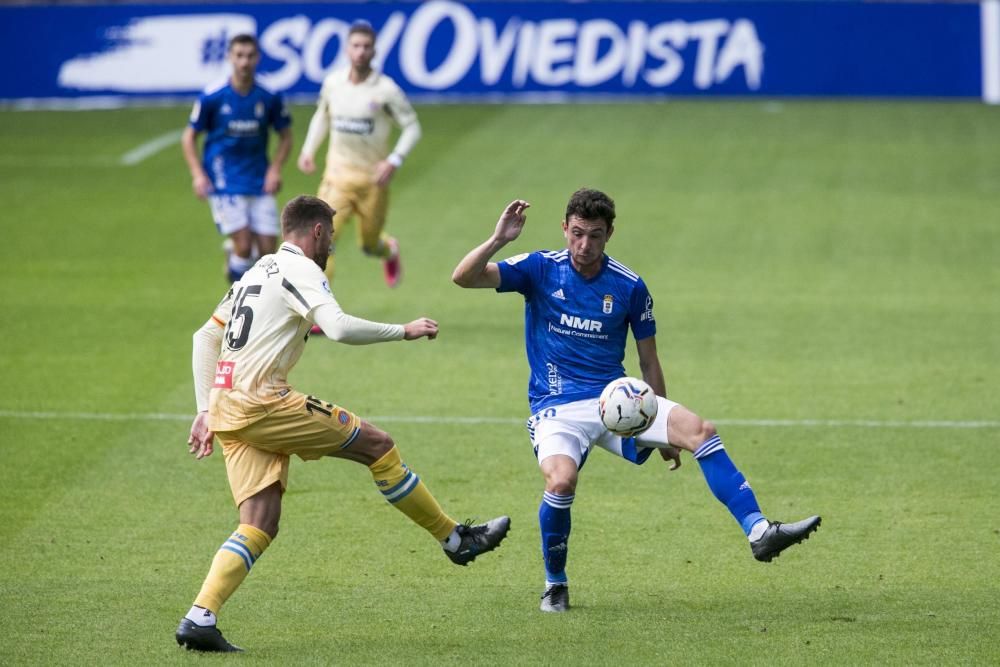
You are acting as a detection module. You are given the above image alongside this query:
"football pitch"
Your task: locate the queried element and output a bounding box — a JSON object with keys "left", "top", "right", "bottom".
{"left": 0, "top": 101, "right": 997, "bottom": 664}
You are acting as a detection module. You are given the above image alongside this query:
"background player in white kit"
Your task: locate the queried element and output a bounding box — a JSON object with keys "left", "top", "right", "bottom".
{"left": 297, "top": 21, "right": 420, "bottom": 288}
{"left": 182, "top": 34, "right": 293, "bottom": 283}
{"left": 176, "top": 195, "right": 509, "bottom": 653}
{"left": 452, "top": 189, "right": 820, "bottom": 613}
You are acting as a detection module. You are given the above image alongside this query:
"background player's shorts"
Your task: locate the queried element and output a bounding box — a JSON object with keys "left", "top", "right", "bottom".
{"left": 214, "top": 391, "right": 361, "bottom": 506}
{"left": 318, "top": 166, "right": 389, "bottom": 251}
{"left": 526, "top": 396, "right": 678, "bottom": 469}
{"left": 209, "top": 194, "right": 280, "bottom": 236}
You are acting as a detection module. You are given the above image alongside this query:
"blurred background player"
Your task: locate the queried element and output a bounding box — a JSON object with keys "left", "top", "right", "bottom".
{"left": 297, "top": 21, "right": 420, "bottom": 288}
{"left": 452, "top": 190, "right": 820, "bottom": 613}
{"left": 182, "top": 34, "right": 292, "bottom": 283}
{"left": 177, "top": 195, "right": 510, "bottom": 652}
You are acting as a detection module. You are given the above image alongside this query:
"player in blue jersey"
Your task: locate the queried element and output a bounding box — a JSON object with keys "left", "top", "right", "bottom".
{"left": 452, "top": 189, "right": 821, "bottom": 612}
{"left": 182, "top": 34, "right": 293, "bottom": 283}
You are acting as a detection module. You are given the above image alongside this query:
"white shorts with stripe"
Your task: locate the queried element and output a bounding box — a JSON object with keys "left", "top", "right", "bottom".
{"left": 209, "top": 194, "right": 279, "bottom": 236}
{"left": 526, "top": 396, "right": 678, "bottom": 469}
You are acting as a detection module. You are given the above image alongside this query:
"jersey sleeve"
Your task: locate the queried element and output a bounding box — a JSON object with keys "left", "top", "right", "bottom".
{"left": 384, "top": 80, "right": 418, "bottom": 129}
{"left": 210, "top": 286, "right": 234, "bottom": 327}
{"left": 269, "top": 91, "right": 292, "bottom": 132}
{"left": 280, "top": 262, "right": 338, "bottom": 320}
{"left": 628, "top": 278, "right": 657, "bottom": 340}
{"left": 495, "top": 251, "right": 539, "bottom": 296}
{"left": 188, "top": 93, "right": 212, "bottom": 132}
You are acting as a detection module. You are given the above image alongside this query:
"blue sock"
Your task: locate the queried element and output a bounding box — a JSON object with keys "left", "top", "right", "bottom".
{"left": 693, "top": 435, "right": 766, "bottom": 535}
{"left": 227, "top": 253, "right": 254, "bottom": 283}
{"left": 539, "top": 491, "right": 573, "bottom": 584}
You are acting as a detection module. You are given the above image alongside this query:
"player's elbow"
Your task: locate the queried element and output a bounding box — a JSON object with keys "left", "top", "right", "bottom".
{"left": 451, "top": 268, "right": 471, "bottom": 287}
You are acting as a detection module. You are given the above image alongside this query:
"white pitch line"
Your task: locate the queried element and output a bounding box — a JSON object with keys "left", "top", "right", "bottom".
{"left": 0, "top": 410, "right": 997, "bottom": 429}
{"left": 120, "top": 129, "right": 183, "bottom": 166}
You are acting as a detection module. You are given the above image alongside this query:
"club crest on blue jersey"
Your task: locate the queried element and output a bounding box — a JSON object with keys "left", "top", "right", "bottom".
{"left": 603, "top": 294, "right": 614, "bottom": 314}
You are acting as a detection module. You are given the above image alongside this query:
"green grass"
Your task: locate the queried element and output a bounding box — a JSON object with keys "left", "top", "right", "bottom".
{"left": 0, "top": 101, "right": 998, "bottom": 665}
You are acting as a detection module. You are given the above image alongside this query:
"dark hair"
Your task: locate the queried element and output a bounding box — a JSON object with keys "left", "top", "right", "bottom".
{"left": 565, "top": 188, "right": 615, "bottom": 229}
{"left": 349, "top": 20, "right": 377, "bottom": 41}
{"left": 228, "top": 34, "right": 259, "bottom": 52}
{"left": 282, "top": 195, "right": 334, "bottom": 236}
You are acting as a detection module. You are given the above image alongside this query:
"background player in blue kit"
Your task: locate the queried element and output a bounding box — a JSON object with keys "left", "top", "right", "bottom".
{"left": 182, "top": 34, "right": 293, "bottom": 283}
{"left": 452, "top": 189, "right": 821, "bottom": 613}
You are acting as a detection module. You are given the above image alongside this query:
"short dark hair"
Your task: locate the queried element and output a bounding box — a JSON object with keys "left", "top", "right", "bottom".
{"left": 565, "top": 188, "right": 615, "bottom": 229}
{"left": 282, "top": 195, "right": 334, "bottom": 236}
{"left": 228, "top": 34, "right": 259, "bottom": 52}
{"left": 349, "top": 20, "right": 377, "bottom": 41}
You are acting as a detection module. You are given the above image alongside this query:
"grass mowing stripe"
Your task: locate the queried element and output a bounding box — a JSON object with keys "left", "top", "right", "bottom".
{"left": 0, "top": 409, "right": 996, "bottom": 429}
{"left": 119, "top": 128, "right": 183, "bottom": 165}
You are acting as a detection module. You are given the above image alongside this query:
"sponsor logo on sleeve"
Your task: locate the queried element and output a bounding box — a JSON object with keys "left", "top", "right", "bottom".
{"left": 504, "top": 253, "right": 529, "bottom": 265}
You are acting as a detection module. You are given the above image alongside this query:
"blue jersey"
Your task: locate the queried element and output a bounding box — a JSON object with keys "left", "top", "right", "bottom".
{"left": 189, "top": 79, "right": 291, "bottom": 195}
{"left": 496, "top": 249, "right": 656, "bottom": 413}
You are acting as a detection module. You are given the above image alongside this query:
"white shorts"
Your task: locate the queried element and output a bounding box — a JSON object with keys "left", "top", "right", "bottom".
{"left": 209, "top": 194, "right": 280, "bottom": 236}
{"left": 526, "top": 396, "right": 678, "bottom": 469}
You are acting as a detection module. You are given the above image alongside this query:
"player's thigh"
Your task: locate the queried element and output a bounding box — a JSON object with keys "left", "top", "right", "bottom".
{"left": 528, "top": 404, "right": 593, "bottom": 469}
{"left": 325, "top": 419, "right": 393, "bottom": 466}
{"left": 318, "top": 178, "right": 356, "bottom": 241}
{"left": 357, "top": 186, "right": 390, "bottom": 251}
{"left": 209, "top": 195, "right": 251, "bottom": 235}
{"left": 217, "top": 431, "right": 290, "bottom": 508}
{"left": 632, "top": 396, "right": 681, "bottom": 448}
{"left": 237, "top": 391, "right": 363, "bottom": 460}
{"left": 247, "top": 195, "right": 280, "bottom": 238}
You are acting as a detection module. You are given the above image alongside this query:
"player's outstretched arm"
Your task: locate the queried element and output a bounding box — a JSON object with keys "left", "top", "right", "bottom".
{"left": 452, "top": 199, "right": 530, "bottom": 289}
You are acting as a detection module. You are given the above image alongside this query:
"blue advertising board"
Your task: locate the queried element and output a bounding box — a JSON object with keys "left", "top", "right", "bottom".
{"left": 0, "top": 1, "right": 987, "bottom": 103}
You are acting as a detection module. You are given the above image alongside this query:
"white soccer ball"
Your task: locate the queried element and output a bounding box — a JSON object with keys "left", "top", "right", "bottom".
{"left": 598, "top": 377, "right": 658, "bottom": 437}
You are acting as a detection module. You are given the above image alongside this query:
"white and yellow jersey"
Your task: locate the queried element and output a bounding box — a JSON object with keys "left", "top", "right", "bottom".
{"left": 302, "top": 67, "right": 419, "bottom": 174}
{"left": 208, "top": 242, "right": 336, "bottom": 431}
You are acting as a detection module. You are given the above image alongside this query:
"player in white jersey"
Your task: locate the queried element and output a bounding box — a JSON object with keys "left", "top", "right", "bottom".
{"left": 175, "top": 195, "right": 509, "bottom": 653}
{"left": 453, "top": 189, "right": 820, "bottom": 613}
{"left": 297, "top": 21, "right": 420, "bottom": 288}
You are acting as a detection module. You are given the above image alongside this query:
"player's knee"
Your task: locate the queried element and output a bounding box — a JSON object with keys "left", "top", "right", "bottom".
{"left": 669, "top": 410, "right": 717, "bottom": 451}
{"left": 371, "top": 430, "right": 395, "bottom": 458}
{"left": 546, "top": 477, "right": 576, "bottom": 495}
{"left": 699, "top": 419, "right": 718, "bottom": 443}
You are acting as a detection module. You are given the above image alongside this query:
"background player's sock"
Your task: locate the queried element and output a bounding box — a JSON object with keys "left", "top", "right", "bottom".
{"left": 540, "top": 491, "right": 574, "bottom": 584}
{"left": 693, "top": 435, "right": 767, "bottom": 536}
{"left": 193, "top": 524, "right": 271, "bottom": 614}
{"left": 226, "top": 253, "right": 254, "bottom": 283}
{"left": 369, "top": 446, "right": 457, "bottom": 541}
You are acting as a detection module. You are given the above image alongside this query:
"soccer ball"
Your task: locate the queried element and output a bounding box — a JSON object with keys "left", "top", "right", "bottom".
{"left": 598, "top": 377, "right": 658, "bottom": 437}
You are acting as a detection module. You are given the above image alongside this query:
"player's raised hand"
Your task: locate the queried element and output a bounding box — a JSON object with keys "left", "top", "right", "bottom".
{"left": 494, "top": 199, "right": 530, "bottom": 243}
{"left": 403, "top": 317, "right": 439, "bottom": 340}
{"left": 188, "top": 411, "right": 216, "bottom": 460}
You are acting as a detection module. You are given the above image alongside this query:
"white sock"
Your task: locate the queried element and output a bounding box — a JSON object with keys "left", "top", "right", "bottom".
{"left": 748, "top": 519, "right": 769, "bottom": 542}
{"left": 440, "top": 526, "right": 462, "bottom": 553}
{"left": 185, "top": 605, "right": 217, "bottom": 627}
